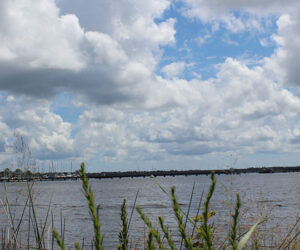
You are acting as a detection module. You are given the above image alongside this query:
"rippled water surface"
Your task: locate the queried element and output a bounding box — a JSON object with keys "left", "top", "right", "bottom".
{"left": 1, "top": 172, "right": 300, "bottom": 248}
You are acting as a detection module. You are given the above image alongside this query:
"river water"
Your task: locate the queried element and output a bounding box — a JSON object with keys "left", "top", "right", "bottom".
{"left": 1, "top": 172, "right": 300, "bottom": 248}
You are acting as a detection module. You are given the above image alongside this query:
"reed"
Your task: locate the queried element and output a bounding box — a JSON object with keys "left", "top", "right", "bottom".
{"left": 118, "top": 199, "right": 129, "bottom": 250}
{"left": 136, "top": 206, "right": 165, "bottom": 249}
{"left": 158, "top": 216, "right": 176, "bottom": 250}
{"left": 171, "top": 186, "right": 194, "bottom": 249}
{"left": 230, "top": 193, "right": 241, "bottom": 250}
{"left": 52, "top": 228, "right": 66, "bottom": 250}
{"left": 79, "top": 162, "right": 104, "bottom": 250}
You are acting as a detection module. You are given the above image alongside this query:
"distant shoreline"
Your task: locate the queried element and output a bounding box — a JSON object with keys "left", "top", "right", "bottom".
{"left": 1, "top": 165, "right": 299, "bottom": 182}
{"left": 87, "top": 165, "right": 300, "bottom": 179}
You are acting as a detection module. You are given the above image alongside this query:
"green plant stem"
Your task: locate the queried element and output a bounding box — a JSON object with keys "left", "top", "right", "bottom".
{"left": 192, "top": 190, "right": 204, "bottom": 239}
{"left": 118, "top": 199, "right": 129, "bottom": 250}
{"left": 230, "top": 193, "right": 241, "bottom": 250}
{"left": 27, "top": 182, "right": 45, "bottom": 249}
{"left": 147, "top": 230, "right": 155, "bottom": 250}
{"left": 159, "top": 216, "right": 176, "bottom": 250}
{"left": 201, "top": 171, "right": 216, "bottom": 250}
{"left": 128, "top": 189, "right": 139, "bottom": 231}
{"left": 52, "top": 229, "right": 66, "bottom": 250}
{"left": 171, "top": 186, "right": 193, "bottom": 250}
{"left": 180, "top": 181, "right": 195, "bottom": 250}
{"left": 153, "top": 178, "right": 200, "bottom": 231}
{"left": 79, "top": 162, "right": 104, "bottom": 250}
{"left": 75, "top": 241, "right": 82, "bottom": 250}
{"left": 136, "top": 206, "right": 165, "bottom": 249}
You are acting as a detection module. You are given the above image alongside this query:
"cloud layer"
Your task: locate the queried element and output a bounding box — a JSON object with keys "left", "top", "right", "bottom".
{"left": 1, "top": 0, "right": 300, "bottom": 170}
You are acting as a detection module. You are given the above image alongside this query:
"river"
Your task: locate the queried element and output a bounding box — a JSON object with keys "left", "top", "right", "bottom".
{"left": 0, "top": 172, "right": 299, "bottom": 248}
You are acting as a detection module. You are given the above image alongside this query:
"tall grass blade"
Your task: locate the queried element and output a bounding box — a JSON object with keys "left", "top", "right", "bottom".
{"left": 147, "top": 230, "right": 155, "bottom": 250}
{"left": 191, "top": 190, "right": 204, "bottom": 238}
{"left": 200, "top": 171, "right": 216, "bottom": 250}
{"left": 284, "top": 230, "right": 300, "bottom": 249}
{"left": 51, "top": 210, "right": 54, "bottom": 250}
{"left": 79, "top": 162, "right": 104, "bottom": 250}
{"left": 82, "top": 237, "right": 85, "bottom": 249}
{"left": 2, "top": 228, "right": 5, "bottom": 249}
{"left": 60, "top": 208, "right": 63, "bottom": 243}
{"left": 230, "top": 193, "right": 241, "bottom": 250}
{"left": 237, "top": 219, "right": 261, "bottom": 250}
{"left": 118, "top": 199, "right": 129, "bottom": 250}
{"left": 28, "top": 184, "right": 49, "bottom": 249}
{"left": 159, "top": 216, "right": 176, "bottom": 250}
{"left": 52, "top": 228, "right": 66, "bottom": 250}
{"left": 128, "top": 189, "right": 139, "bottom": 231}
{"left": 153, "top": 178, "right": 199, "bottom": 231}
{"left": 39, "top": 195, "right": 53, "bottom": 248}
{"left": 171, "top": 186, "right": 193, "bottom": 250}
{"left": 278, "top": 216, "right": 300, "bottom": 249}
{"left": 75, "top": 241, "right": 82, "bottom": 250}
{"left": 27, "top": 181, "right": 44, "bottom": 249}
{"left": 136, "top": 206, "right": 165, "bottom": 249}
{"left": 180, "top": 181, "right": 195, "bottom": 250}
{"left": 4, "top": 183, "right": 15, "bottom": 233}
{"left": 28, "top": 200, "right": 31, "bottom": 249}
{"left": 14, "top": 193, "right": 30, "bottom": 242}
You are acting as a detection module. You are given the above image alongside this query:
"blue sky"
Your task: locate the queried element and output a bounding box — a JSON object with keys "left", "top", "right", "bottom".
{"left": 1, "top": 0, "right": 300, "bottom": 172}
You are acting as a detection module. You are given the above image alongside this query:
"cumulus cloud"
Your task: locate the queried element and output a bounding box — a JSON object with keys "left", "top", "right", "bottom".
{"left": 161, "top": 62, "right": 186, "bottom": 78}
{"left": 1, "top": 0, "right": 300, "bottom": 169}
{"left": 0, "top": 95, "right": 76, "bottom": 162}
{"left": 264, "top": 13, "right": 300, "bottom": 86}
{"left": 0, "top": 0, "right": 175, "bottom": 105}
{"left": 180, "top": 0, "right": 300, "bottom": 33}
{"left": 0, "top": 0, "right": 86, "bottom": 70}
{"left": 71, "top": 58, "right": 300, "bottom": 163}
{"left": 181, "top": 0, "right": 300, "bottom": 19}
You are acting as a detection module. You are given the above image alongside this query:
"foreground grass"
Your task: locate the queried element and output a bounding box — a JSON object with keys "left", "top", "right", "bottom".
{"left": 1, "top": 163, "right": 300, "bottom": 249}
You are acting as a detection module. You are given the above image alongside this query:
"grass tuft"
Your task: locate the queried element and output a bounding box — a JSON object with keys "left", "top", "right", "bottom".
{"left": 171, "top": 186, "right": 194, "bottom": 249}
{"left": 230, "top": 193, "right": 241, "bottom": 250}
{"left": 198, "top": 171, "right": 216, "bottom": 250}
{"left": 52, "top": 228, "right": 66, "bottom": 250}
{"left": 136, "top": 206, "right": 165, "bottom": 249}
{"left": 118, "top": 199, "right": 129, "bottom": 250}
{"left": 159, "top": 216, "right": 176, "bottom": 250}
{"left": 79, "top": 162, "right": 104, "bottom": 250}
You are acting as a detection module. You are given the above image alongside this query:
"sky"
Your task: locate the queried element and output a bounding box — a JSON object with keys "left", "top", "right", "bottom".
{"left": 1, "top": 0, "right": 300, "bottom": 172}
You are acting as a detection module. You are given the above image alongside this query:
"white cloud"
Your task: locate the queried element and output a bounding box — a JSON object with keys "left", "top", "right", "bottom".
{"left": 181, "top": 0, "right": 300, "bottom": 19}
{"left": 86, "top": 32, "right": 128, "bottom": 66}
{"left": 0, "top": 0, "right": 86, "bottom": 70}
{"left": 0, "top": 96, "right": 76, "bottom": 162}
{"left": 0, "top": 0, "right": 175, "bottom": 105}
{"left": 263, "top": 13, "right": 300, "bottom": 86}
{"left": 70, "top": 58, "right": 300, "bottom": 164}
{"left": 161, "top": 62, "right": 186, "bottom": 78}
{"left": 196, "top": 33, "right": 211, "bottom": 46}
{"left": 259, "top": 38, "right": 270, "bottom": 47}
{"left": 180, "top": 0, "right": 300, "bottom": 34}
{"left": 1, "top": 0, "right": 300, "bottom": 169}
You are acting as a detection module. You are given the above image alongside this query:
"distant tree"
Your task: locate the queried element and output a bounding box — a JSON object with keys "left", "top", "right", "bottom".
{"left": 15, "top": 168, "right": 23, "bottom": 175}
{"left": 25, "top": 170, "right": 32, "bottom": 177}
{"left": 3, "top": 168, "right": 11, "bottom": 177}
